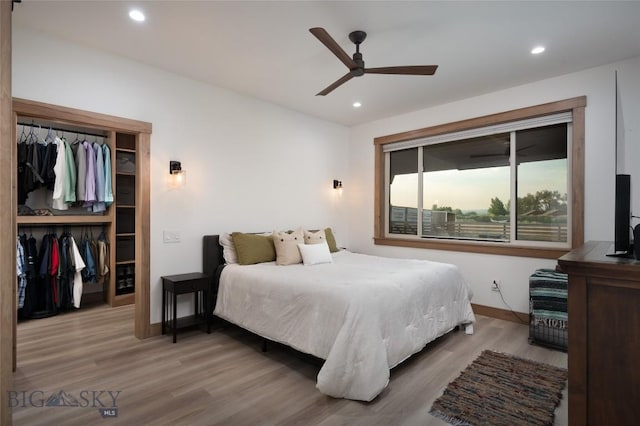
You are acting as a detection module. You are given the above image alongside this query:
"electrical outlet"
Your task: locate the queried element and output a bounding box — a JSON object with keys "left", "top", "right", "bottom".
{"left": 491, "top": 280, "right": 500, "bottom": 291}
{"left": 163, "top": 229, "right": 181, "bottom": 243}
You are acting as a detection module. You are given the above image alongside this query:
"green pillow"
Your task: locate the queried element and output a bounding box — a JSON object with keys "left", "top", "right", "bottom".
{"left": 324, "top": 227, "right": 339, "bottom": 253}
{"left": 231, "top": 232, "right": 276, "bottom": 265}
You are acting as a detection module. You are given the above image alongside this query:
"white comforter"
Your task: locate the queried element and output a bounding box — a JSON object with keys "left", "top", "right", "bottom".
{"left": 214, "top": 251, "right": 475, "bottom": 401}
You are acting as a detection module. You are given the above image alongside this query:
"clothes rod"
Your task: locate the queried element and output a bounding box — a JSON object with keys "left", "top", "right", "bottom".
{"left": 17, "top": 122, "right": 107, "bottom": 139}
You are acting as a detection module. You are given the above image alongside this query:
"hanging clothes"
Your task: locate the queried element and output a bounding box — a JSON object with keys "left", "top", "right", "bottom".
{"left": 90, "top": 236, "right": 99, "bottom": 277}
{"left": 74, "top": 140, "right": 87, "bottom": 202}
{"left": 29, "top": 132, "right": 42, "bottom": 188}
{"left": 16, "top": 122, "right": 115, "bottom": 314}
{"left": 30, "top": 233, "right": 57, "bottom": 319}
{"left": 83, "top": 140, "right": 97, "bottom": 207}
{"left": 92, "top": 142, "right": 106, "bottom": 213}
{"left": 39, "top": 136, "right": 58, "bottom": 190}
{"left": 17, "top": 142, "right": 30, "bottom": 205}
{"left": 49, "top": 233, "right": 60, "bottom": 305}
{"left": 16, "top": 128, "right": 44, "bottom": 204}
{"left": 17, "top": 237, "right": 27, "bottom": 309}
{"left": 57, "top": 234, "right": 69, "bottom": 309}
{"left": 97, "top": 231, "right": 110, "bottom": 278}
{"left": 17, "top": 125, "right": 114, "bottom": 213}
{"left": 70, "top": 235, "right": 86, "bottom": 309}
{"left": 51, "top": 137, "right": 68, "bottom": 210}
{"left": 81, "top": 232, "right": 97, "bottom": 284}
{"left": 19, "top": 230, "right": 89, "bottom": 314}
{"left": 103, "top": 144, "right": 113, "bottom": 206}
{"left": 63, "top": 139, "right": 77, "bottom": 204}
{"left": 19, "top": 233, "right": 38, "bottom": 318}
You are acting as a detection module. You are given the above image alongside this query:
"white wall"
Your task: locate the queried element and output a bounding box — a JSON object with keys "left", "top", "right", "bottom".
{"left": 12, "top": 27, "right": 350, "bottom": 324}
{"left": 347, "top": 55, "right": 640, "bottom": 313}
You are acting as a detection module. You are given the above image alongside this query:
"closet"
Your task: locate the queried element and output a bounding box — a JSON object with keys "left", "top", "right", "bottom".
{"left": 12, "top": 98, "right": 151, "bottom": 342}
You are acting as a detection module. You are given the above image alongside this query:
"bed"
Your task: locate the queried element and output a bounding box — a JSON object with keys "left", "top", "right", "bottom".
{"left": 202, "top": 235, "right": 475, "bottom": 401}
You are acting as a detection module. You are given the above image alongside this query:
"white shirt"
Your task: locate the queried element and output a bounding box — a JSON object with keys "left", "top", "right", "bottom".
{"left": 70, "top": 236, "right": 86, "bottom": 308}
{"left": 51, "top": 137, "right": 68, "bottom": 210}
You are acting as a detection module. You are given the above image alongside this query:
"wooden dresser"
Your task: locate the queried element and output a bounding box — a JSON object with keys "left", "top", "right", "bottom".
{"left": 558, "top": 241, "right": 640, "bottom": 425}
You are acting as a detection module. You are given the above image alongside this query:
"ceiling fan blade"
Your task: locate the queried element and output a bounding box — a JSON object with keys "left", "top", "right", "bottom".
{"left": 316, "top": 72, "right": 356, "bottom": 96}
{"left": 309, "top": 27, "right": 358, "bottom": 69}
{"left": 365, "top": 65, "right": 438, "bottom": 75}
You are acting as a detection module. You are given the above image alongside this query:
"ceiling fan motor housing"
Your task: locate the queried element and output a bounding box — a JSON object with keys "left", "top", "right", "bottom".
{"left": 352, "top": 52, "right": 365, "bottom": 76}
{"left": 349, "top": 31, "right": 367, "bottom": 76}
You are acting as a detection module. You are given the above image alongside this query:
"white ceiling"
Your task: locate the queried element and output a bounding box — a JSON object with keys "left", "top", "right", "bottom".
{"left": 12, "top": 1, "right": 640, "bottom": 126}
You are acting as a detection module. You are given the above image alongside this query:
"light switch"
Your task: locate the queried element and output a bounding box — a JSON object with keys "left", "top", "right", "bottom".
{"left": 163, "top": 230, "right": 181, "bottom": 243}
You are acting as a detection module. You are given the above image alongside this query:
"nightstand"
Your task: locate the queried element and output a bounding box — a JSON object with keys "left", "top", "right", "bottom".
{"left": 161, "top": 272, "right": 212, "bottom": 343}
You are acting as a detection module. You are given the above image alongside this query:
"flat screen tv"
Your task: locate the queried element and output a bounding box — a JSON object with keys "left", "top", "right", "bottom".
{"left": 608, "top": 174, "right": 632, "bottom": 256}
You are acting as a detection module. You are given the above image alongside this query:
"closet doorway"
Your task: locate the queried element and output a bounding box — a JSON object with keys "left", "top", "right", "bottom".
{"left": 12, "top": 98, "right": 152, "bottom": 370}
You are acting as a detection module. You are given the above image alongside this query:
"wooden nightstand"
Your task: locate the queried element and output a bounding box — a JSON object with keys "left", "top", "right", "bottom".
{"left": 161, "top": 272, "right": 212, "bottom": 343}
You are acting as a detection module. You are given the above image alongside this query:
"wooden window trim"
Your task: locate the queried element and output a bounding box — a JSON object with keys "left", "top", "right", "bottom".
{"left": 373, "top": 96, "right": 586, "bottom": 259}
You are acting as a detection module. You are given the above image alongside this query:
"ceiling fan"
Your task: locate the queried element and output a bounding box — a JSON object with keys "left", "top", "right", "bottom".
{"left": 309, "top": 27, "right": 438, "bottom": 96}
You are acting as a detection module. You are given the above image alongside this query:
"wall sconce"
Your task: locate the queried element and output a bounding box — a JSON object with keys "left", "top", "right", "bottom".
{"left": 169, "top": 160, "right": 186, "bottom": 187}
{"left": 333, "top": 179, "right": 343, "bottom": 189}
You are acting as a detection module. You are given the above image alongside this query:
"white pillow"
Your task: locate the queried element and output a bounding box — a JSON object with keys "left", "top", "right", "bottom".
{"left": 273, "top": 229, "right": 303, "bottom": 265}
{"left": 219, "top": 233, "right": 238, "bottom": 264}
{"left": 297, "top": 242, "right": 333, "bottom": 266}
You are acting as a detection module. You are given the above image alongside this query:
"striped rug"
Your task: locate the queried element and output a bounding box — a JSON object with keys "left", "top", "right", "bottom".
{"left": 430, "top": 350, "right": 567, "bottom": 426}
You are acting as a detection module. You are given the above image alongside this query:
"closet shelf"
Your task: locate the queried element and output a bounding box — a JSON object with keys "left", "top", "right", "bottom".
{"left": 116, "top": 233, "right": 135, "bottom": 237}
{"left": 116, "top": 260, "right": 136, "bottom": 265}
{"left": 17, "top": 215, "right": 111, "bottom": 225}
{"left": 115, "top": 171, "right": 136, "bottom": 176}
{"left": 116, "top": 204, "right": 135, "bottom": 209}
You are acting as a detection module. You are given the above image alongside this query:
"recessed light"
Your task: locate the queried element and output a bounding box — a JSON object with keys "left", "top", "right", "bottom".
{"left": 129, "top": 9, "right": 145, "bottom": 22}
{"left": 531, "top": 46, "right": 545, "bottom": 55}
{"left": 353, "top": 101, "right": 362, "bottom": 108}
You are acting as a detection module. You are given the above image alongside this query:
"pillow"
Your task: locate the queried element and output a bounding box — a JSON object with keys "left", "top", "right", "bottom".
{"left": 298, "top": 242, "right": 333, "bottom": 266}
{"left": 220, "top": 232, "right": 271, "bottom": 264}
{"left": 219, "top": 233, "right": 238, "bottom": 264}
{"left": 231, "top": 232, "right": 276, "bottom": 265}
{"left": 324, "top": 227, "right": 339, "bottom": 253}
{"left": 273, "top": 229, "right": 303, "bottom": 265}
{"left": 304, "top": 229, "right": 326, "bottom": 245}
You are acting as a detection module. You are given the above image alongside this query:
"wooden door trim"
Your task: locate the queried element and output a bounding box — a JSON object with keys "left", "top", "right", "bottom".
{"left": 1, "top": 2, "right": 14, "bottom": 424}
{"left": 11, "top": 98, "right": 152, "bottom": 341}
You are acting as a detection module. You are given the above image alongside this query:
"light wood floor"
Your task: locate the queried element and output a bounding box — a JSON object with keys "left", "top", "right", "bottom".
{"left": 12, "top": 304, "right": 567, "bottom": 426}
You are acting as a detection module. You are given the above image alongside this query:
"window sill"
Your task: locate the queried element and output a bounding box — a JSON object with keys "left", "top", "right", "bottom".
{"left": 374, "top": 236, "right": 570, "bottom": 259}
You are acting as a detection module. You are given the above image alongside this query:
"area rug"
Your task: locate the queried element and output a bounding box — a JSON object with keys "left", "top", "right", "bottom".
{"left": 429, "top": 350, "right": 567, "bottom": 426}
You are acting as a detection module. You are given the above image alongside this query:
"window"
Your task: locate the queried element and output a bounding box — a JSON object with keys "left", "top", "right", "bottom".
{"left": 374, "top": 97, "right": 585, "bottom": 259}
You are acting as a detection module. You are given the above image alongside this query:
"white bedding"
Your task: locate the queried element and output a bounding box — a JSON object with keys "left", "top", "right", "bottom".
{"left": 213, "top": 250, "right": 475, "bottom": 401}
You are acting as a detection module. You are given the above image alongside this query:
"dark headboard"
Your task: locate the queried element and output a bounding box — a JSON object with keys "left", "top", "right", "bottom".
{"left": 203, "top": 235, "right": 224, "bottom": 277}
{"left": 203, "top": 235, "right": 226, "bottom": 310}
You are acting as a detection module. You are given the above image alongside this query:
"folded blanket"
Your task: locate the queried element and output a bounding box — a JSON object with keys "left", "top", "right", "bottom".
{"left": 529, "top": 269, "right": 568, "bottom": 329}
